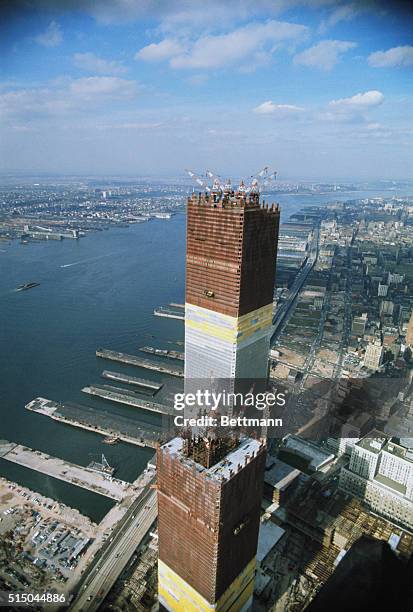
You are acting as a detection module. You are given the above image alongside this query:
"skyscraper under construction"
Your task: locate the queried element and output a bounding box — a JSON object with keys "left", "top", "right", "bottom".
{"left": 157, "top": 178, "right": 280, "bottom": 611}
{"left": 185, "top": 182, "right": 280, "bottom": 381}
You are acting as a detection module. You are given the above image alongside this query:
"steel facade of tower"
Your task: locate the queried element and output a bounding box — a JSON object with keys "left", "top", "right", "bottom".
{"left": 185, "top": 190, "right": 280, "bottom": 381}
{"left": 157, "top": 437, "right": 267, "bottom": 611}
{"left": 157, "top": 187, "right": 280, "bottom": 611}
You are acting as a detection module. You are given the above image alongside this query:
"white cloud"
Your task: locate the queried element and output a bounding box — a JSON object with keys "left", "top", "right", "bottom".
{"left": 97, "top": 122, "right": 162, "bottom": 130}
{"left": 318, "top": 3, "right": 361, "bottom": 33}
{"left": 366, "top": 122, "right": 383, "bottom": 131}
{"left": 137, "top": 20, "right": 308, "bottom": 70}
{"left": 35, "top": 21, "right": 63, "bottom": 47}
{"left": 0, "top": 77, "right": 139, "bottom": 122}
{"left": 135, "top": 39, "right": 185, "bottom": 62}
{"left": 70, "top": 0, "right": 298, "bottom": 26}
{"left": 368, "top": 46, "right": 413, "bottom": 68}
{"left": 69, "top": 77, "right": 138, "bottom": 98}
{"left": 254, "top": 101, "right": 304, "bottom": 114}
{"left": 294, "top": 39, "right": 356, "bottom": 71}
{"left": 73, "top": 52, "right": 127, "bottom": 75}
{"left": 329, "top": 90, "right": 384, "bottom": 110}
{"left": 187, "top": 74, "right": 209, "bottom": 86}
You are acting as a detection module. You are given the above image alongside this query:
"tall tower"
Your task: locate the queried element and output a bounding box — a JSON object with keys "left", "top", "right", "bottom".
{"left": 157, "top": 436, "right": 267, "bottom": 611}
{"left": 157, "top": 180, "right": 280, "bottom": 611}
{"left": 185, "top": 187, "right": 280, "bottom": 381}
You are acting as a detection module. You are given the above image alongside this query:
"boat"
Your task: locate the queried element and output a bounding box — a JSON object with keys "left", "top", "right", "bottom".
{"left": 103, "top": 435, "right": 119, "bottom": 445}
{"left": 141, "top": 346, "right": 168, "bottom": 356}
{"left": 17, "top": 282, "right": 40, "bottom": 291}
{"left": 87, "top": 453, "right": 115, "bottom": 476}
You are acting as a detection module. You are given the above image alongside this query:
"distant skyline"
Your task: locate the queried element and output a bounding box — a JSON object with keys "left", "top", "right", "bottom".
{"left": 1, "top": 0, "right": 412, "bottom": 180}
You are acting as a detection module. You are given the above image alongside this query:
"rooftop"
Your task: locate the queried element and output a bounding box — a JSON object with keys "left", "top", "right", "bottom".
{"left": 282, "top": 436, "right": 335, "bottom": 471}
{"left": 188, "top": 190, "right": 279, "bottom": 212}
{"left": 264, "top": 457, "right": 301, "bottom": 489}
{"left": 357, "top": 431, "right": 413, "bottom": 462}
{"left": 356, "top": 430, "right": 387, "bottom": 454}
{"left": 256, "top": 521, "right": 285, "bottom": 563}
{"left": 160, "top": 436, "right": 263, "bottom": 482}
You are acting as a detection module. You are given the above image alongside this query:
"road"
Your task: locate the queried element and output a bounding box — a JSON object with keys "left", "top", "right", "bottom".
{"left": 71, "top": 486, "right": 157, "bottom": 612}
{"left": 332, "top": 243, "right": 352, "bottom": 380}
{"left": 271, "top": 225, "right": 320, "bottom": 344}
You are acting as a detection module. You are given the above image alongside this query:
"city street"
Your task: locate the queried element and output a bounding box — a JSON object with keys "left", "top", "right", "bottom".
{"left": 71, "top": 487, "right": 157, "bottom": 612}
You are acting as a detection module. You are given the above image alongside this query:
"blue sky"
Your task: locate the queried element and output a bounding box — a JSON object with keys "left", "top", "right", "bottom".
{"left": 1, "top": 1, "right": 412, "bottom": 180}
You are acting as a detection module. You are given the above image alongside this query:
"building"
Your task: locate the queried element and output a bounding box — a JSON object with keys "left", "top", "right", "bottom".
{"left": 327, "top": 411, "right": 374, "bottom": 457}
{"left": 378, "top": 283, "right": 388, "bottom": 297}
{"left": 185, "top": 188, "right": 280, "bottom": 383}
{"left": 406, "top": 310, "right": 413, "bottom": 347}
{"left": 263, "top": 457, "right": 301, "bottom": 505}
{"left": 157, "top": 181, "right": 280, "bottom": 611}
{"left": 280, "top": 435, "right": 335, "bottom": 473}
{"left": 157, "top": 436, "right": 266, "bottom": 611}
{"left": 380, "top": 299, "right": 394, "bottom": 317}
{"left": 339, "top": 432, "right": 413, "bottom": 531}
{"left": 352, "top": 313, "right": 367, "bottom": 337}
{"left": 363, "top": 340, "right": 384, "bottom": 371}
{"left": 388, "top": 272, "right": 404, "bottom": 285}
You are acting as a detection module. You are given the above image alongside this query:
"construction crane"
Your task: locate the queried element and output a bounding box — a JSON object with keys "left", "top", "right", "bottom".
{"left": 185, "top": 169, "right": 211, "bottom": 192}
{"left": 206, "top": 170, "right": 234, "bottom": 194}
{"left": 186, "top": 167, "right": 277, "bottom": 195}
{"left": 87, "top": 453, "right": 115, "bottom": 475}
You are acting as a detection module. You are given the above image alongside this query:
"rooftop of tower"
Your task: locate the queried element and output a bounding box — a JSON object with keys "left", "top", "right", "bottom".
{"left": 188, "top": 189, "right": 279, "bottom": 211}
{"left": 160, "top": 436, "right": 264, "bottom": 483}
{"left": 185, "top": 167, "right": 279, "bottom": 211}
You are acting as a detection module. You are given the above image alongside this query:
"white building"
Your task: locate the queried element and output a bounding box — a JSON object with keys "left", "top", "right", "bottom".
{"left": 364, "top": 341, "right": 384, "bottom": 371}
{"left": 339, "top": 432, "right": 413, "bottom": 532}
{"left": 378, "top": 283, "right": 389, "bottom": 297}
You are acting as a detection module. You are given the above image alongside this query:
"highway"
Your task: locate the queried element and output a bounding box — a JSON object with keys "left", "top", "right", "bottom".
{"left": 271, "top": 225, "right": 319, "bottom": 344}
{"left": 71, "top": 486, "right": 157, "bottom": 612}
{"left": 332, "top": 244, "right": 352, "bottom": 380}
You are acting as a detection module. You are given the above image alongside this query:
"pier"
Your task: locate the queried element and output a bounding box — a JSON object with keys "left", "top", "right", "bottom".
{"left": 25, "top": 397, "right": 164, "bottom": 449}
{"left": 101, "top": 370, "right": 163, "bottom": 391}
{"left": 153, "top": 306, "right": 184, "bottom": 320}
{"left": 82, "top": 384, "right": 174, "bottom": 416}
{"left": 96, "top": 348, "right": 183, "bottom": 377}
{"left": 0, "top": 440, "right": 128, "bottom": 501}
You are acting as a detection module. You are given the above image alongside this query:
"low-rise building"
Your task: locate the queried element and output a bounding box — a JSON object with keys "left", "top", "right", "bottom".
{"left": 339, "top": 432, "right": 413, "bottom": 532}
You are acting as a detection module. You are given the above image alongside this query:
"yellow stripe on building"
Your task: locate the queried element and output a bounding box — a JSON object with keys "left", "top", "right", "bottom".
{"left": 185, "top": 303, "right": 273, "bottom": 344}
{"left": 158, "top": 557, "right": 256, "bottom": 612}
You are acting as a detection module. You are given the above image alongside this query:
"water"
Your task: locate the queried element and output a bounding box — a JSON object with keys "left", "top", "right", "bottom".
{"left": 0, "top": 214, "right": 186, "bottom": 521}
{"left": 0, "top": 188, "right": 410, "bottom": 521}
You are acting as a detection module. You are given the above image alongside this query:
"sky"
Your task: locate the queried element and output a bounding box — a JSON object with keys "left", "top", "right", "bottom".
{"left": 0, "top": 0, "right": 412, "bottom": 181}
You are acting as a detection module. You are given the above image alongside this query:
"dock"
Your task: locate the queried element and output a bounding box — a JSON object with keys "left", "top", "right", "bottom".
{"left": 96, "top": 348, "right": 183, "bottom": 377}
{"left": 101, "top": 370, "right": 163, "bottom": 391}
{"left": 82, "top": 384, "right": 174, "bottom": 416}
{"left": 139, "top": 346, "right": 184, "bottom": 361}
{"left": 25, "top": 397, "right": 165, "bottom": 449}
{"left": 0, "top": 440, "right": 128, "bottom": 501}
{"left": 153, "top": 306, "right": 184, "bottom": 320}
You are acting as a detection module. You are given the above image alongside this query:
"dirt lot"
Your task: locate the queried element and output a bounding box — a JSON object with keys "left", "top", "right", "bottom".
{"left": 273, "top": 346, "right": 306, "bottom": 367}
